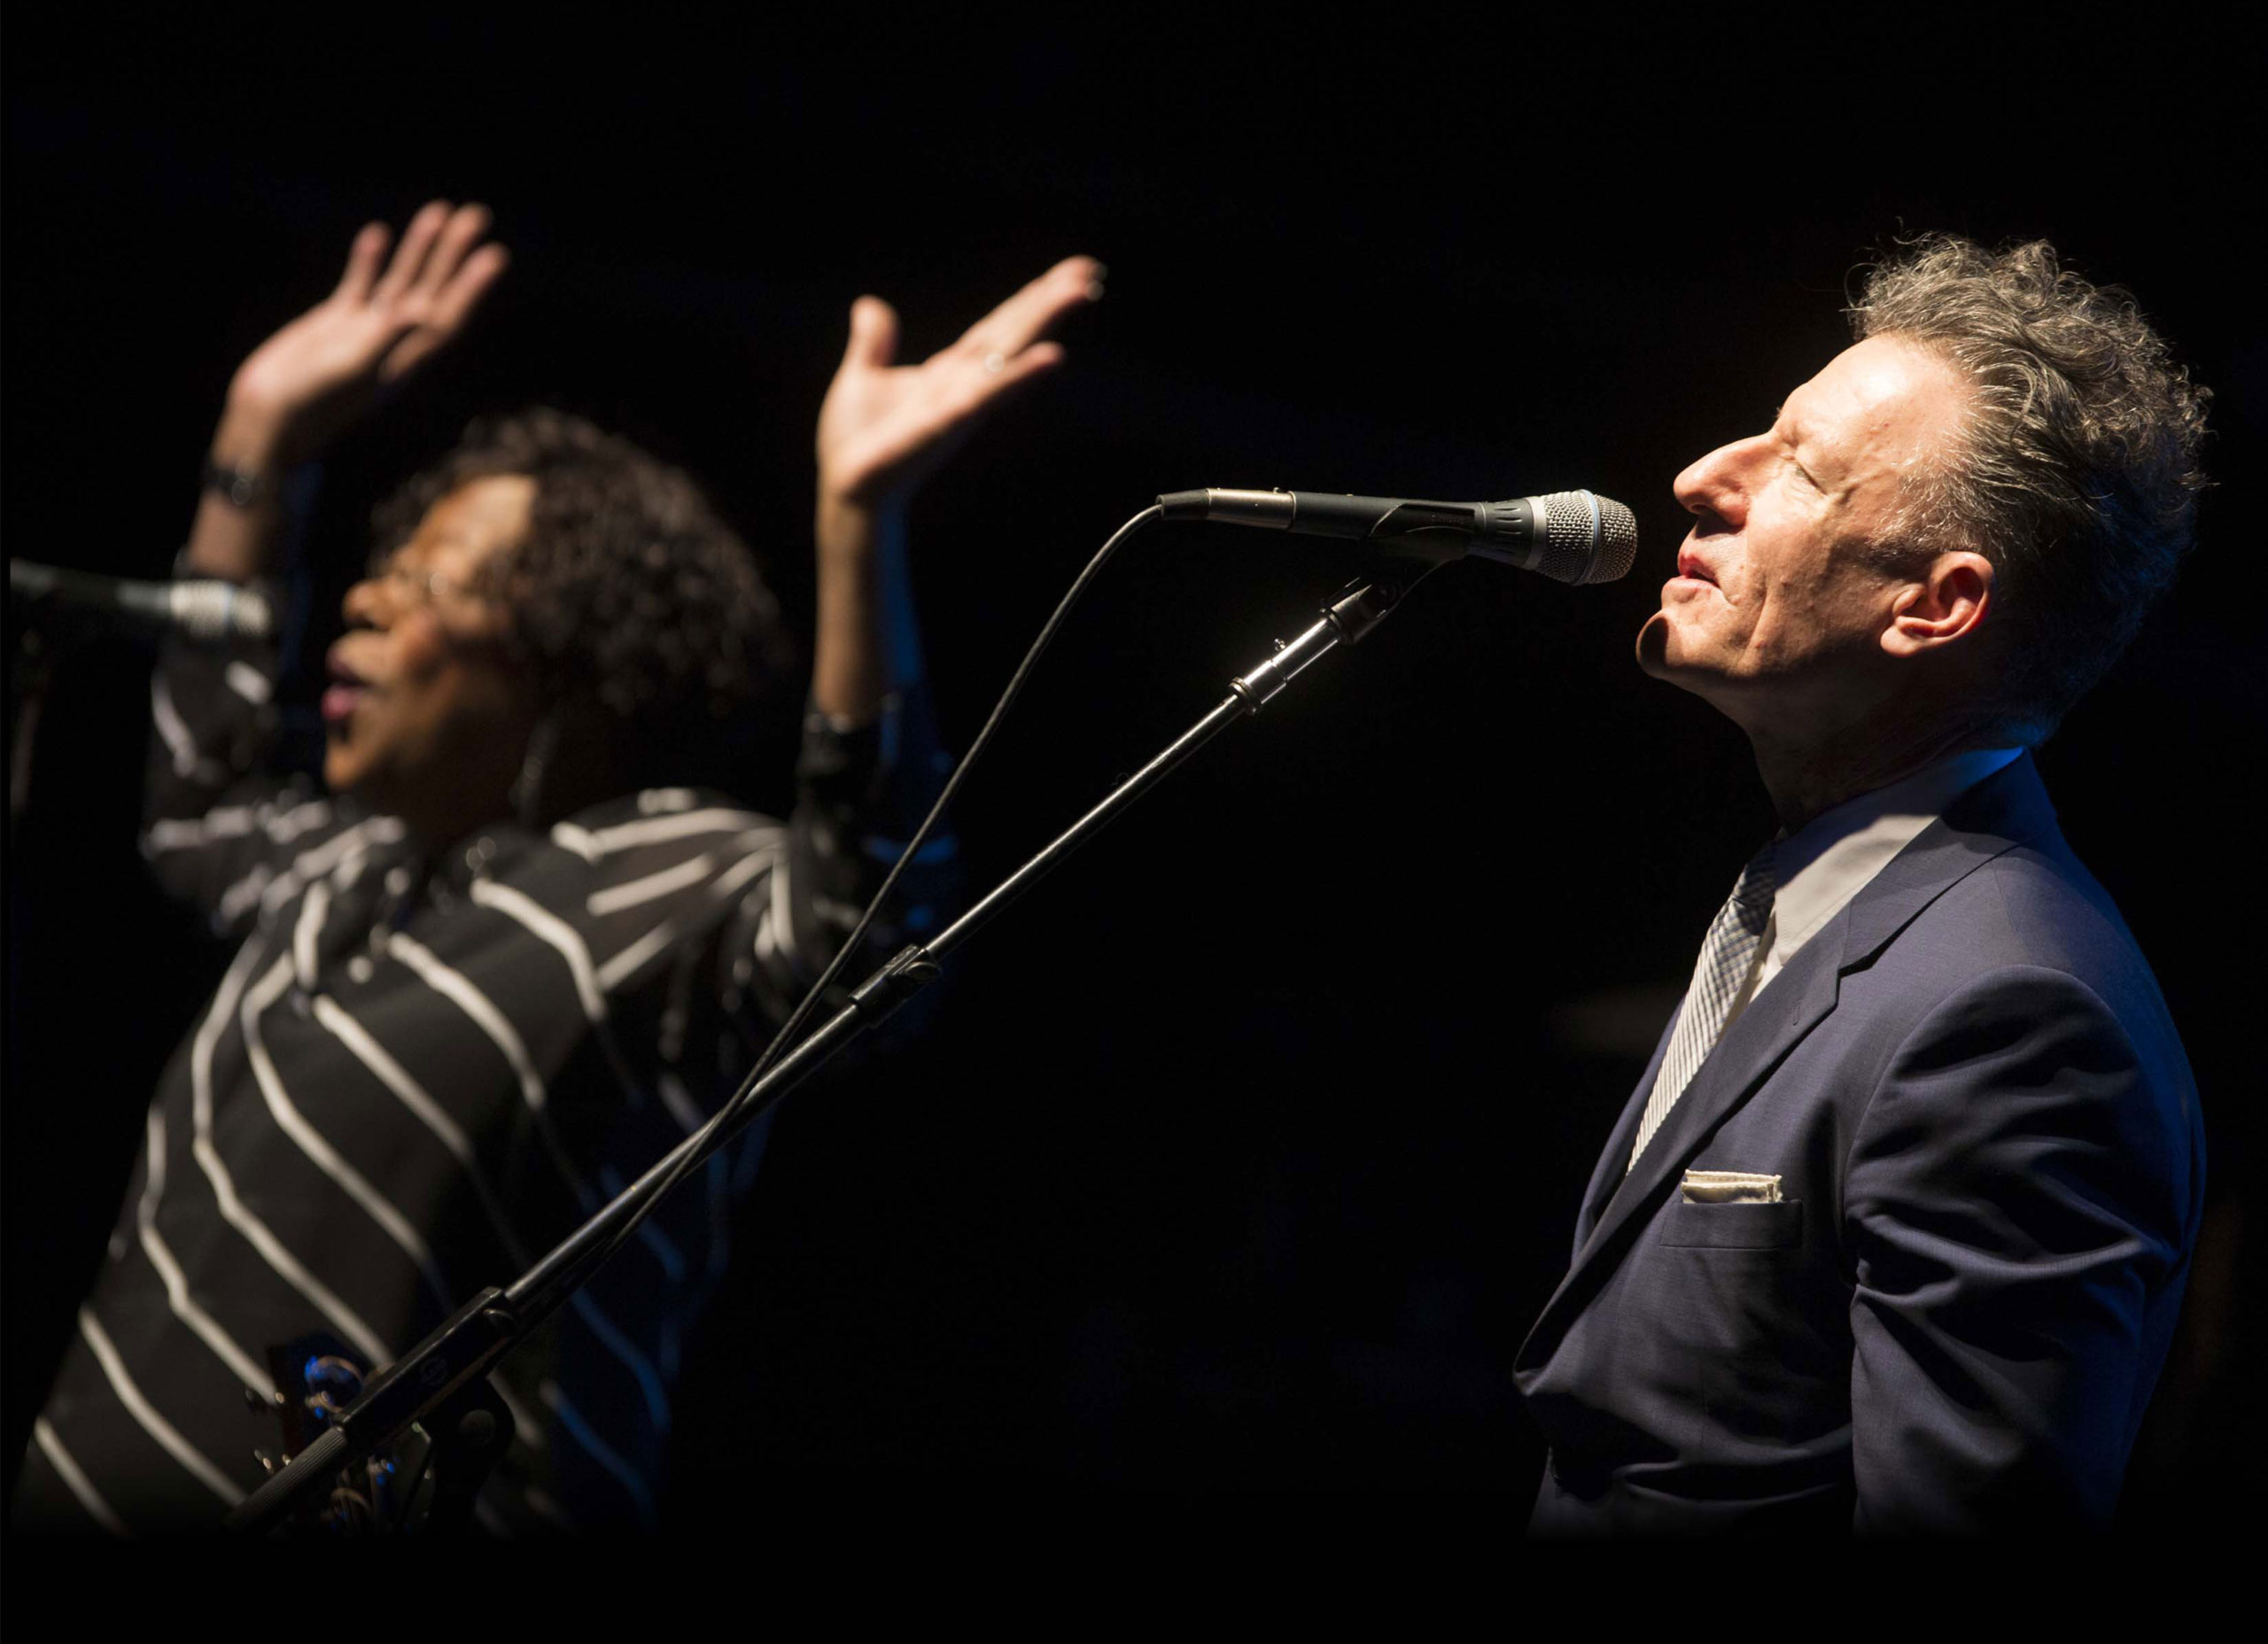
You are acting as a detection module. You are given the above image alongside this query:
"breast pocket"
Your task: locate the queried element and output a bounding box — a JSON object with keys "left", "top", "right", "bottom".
{"left": 1660, "top": 1198, "right": 1805, "bottom": 1250}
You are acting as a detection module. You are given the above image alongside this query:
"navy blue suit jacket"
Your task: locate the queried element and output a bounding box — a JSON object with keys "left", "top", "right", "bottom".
{"left": 1515, "top": 755, "right": 2204, "bottom": 1533}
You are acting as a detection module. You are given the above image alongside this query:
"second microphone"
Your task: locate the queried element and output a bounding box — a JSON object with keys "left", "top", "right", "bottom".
{"left": 1159, "top": 487, "right": 1637, "bottom": 585}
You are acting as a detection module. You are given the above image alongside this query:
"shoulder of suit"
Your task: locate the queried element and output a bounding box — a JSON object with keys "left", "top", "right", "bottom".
{"left": 1887, "top": 841, "right": 2170, "bottom": 1026}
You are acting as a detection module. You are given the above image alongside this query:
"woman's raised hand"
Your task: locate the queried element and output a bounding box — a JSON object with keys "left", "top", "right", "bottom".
{"left": 220, "top": 201, "right": 509, "bottom": 468}
{"left": 815, "top": 256, "right": 1103, "bottom": 512}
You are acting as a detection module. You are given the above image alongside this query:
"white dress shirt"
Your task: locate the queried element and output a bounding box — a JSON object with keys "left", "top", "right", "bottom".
{"left": 1723, "top": 747, "right": 2024, "bottom": 1027}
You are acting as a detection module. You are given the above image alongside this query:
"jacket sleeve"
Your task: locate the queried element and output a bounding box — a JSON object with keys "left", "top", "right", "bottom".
{"left": 140, "top": 590, "right": 339, "bottom": 938}
{"left": 725, "top": 681, "right": 960, "bottom": 1037}
{"left": 1845, "top": 965, "right": 2194, "bottom": 1532}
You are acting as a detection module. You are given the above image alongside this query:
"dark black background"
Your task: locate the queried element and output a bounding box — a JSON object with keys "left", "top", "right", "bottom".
{"left": 5, "top": 13, "right": 2260, "bottom": 1533}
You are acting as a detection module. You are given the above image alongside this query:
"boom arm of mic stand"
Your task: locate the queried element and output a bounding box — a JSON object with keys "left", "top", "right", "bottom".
{"left": 224, "top": 571, "right": 1408, "bottom": 1535}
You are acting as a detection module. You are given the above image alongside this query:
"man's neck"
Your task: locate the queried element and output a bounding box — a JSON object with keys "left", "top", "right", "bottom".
{"left": 1745, "top": 712, "right": 2003, "bottom": 835}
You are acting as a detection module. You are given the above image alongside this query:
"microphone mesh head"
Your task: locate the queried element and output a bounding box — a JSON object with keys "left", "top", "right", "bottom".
{"left": 1534, "top": 491, "right": 1638, "bottom": 585}
{"left": 172, "top": 580, "right": 275, "bottom": 642}
{"left": 1585, "top": 495, "right": 1639, "bottom": 584}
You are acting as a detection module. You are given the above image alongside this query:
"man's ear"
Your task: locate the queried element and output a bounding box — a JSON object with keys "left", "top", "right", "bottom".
{"left": 1882, "top": 552, "right": 1993, "bottom": 658}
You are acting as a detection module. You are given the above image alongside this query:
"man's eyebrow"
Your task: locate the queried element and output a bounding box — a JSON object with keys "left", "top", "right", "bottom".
{"left": 1768, "top": 403, "right": 1829, "bottom": 486}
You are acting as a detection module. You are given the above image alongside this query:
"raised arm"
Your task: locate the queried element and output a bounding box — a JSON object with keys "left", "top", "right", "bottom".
{"left": 146, "top": 206, "right": 507, "bottom": 927}
{"left": 808, "top": 255, "right": 1103, "bottom": 724}
{"left": 189, "top": 200, "right": 509, "bottom": 585}
{"left": 723, "top": 258, "right": 1103, "bottom": 1019}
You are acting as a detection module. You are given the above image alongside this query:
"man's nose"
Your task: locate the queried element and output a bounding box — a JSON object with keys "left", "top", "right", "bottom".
{"left": 1673, "top": 435, "right": 1761, "bottom": 525}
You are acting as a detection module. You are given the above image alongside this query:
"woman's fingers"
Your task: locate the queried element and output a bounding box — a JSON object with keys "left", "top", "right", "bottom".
{"left": 333, "top": 222, "right": 392, "bottom": 303}
{"left": 407, "top": 203, "right": 495, "bottom": 304}
{"left": 427, "top": 241, "right": 510, "bottom": 331}
{"left": 956, "top": 255, "right": 1103, "bottom": 360}
{"left": 966, "top": 338, "right": 1066, "bottom": 404}
{"left": 369, "top": 200, "right": 453, "bottom": 305}
{"left": 839, "top": 295, "right": 902, "bottom": 373}
{"left": 384, "top": 242, "right": 510, "bottom": 380}
{"left": 819, "top": 269, "right": 1088, "bottom": 503}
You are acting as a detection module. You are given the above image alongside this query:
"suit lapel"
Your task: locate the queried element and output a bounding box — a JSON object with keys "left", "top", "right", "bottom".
{"left": 1517, "top": 927, "right": 1846, "bottom": 1370}
{"left": 1571, "top": 1011, "right": 1677, "bottom": 1252}
{"left": 1516, "top": 754, "right": 2061, "bottom": 1374}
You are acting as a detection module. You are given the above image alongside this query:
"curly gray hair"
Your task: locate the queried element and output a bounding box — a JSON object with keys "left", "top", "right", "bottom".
{"left": 1847, "top": 235, "right": 2210, "bottom": 743}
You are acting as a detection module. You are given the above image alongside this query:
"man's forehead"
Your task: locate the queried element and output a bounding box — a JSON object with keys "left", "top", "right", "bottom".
{"left": 1785, "top": 336, "right": 1962, "bottom": 451}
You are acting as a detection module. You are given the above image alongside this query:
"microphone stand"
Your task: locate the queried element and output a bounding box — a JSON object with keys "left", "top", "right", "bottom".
{"left": 8, "top": 624, "right": 58, "bottom": 828}
{"left": 225, "top": 567, "right": 1420, "bottom": 1534}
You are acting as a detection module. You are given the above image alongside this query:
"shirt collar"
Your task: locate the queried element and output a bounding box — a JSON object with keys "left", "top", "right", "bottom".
{"left": 1767, "top": 746, "right": 2023, "bottom": 963}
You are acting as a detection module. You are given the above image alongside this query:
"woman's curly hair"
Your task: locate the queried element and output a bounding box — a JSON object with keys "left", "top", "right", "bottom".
{"left": 1847, "top": 236, "right": 2211, "bottom": 743}
{"left": 374, "top": 407, "right": 796, "bottom": 789}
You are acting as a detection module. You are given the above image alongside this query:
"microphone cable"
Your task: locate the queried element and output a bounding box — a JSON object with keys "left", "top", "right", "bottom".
{"left": 582, "top": 502, "right": 1165, "bottom": 1276}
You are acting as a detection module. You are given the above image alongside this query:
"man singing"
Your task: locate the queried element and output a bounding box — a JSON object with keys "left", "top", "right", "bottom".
{"left": 13, "top": 202, "right": 1102, "bottom": 1533}
{"left": 1516, "top": 236, "right": 2210, "bottom": 1532}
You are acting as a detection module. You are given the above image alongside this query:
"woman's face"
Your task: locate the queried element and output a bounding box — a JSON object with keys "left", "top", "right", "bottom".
{"left": 322, "top": 474, "right": 538, "bottom": 838}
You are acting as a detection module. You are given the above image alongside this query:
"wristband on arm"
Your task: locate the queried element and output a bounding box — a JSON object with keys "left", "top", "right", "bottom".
{"left": 201, "top": 455, "right": 272, "bottom": 510}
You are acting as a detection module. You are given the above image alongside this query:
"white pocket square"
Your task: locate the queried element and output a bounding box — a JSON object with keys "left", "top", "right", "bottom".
{"left": 1681, "top": 1169, "right": 1783, "bottom": 1205}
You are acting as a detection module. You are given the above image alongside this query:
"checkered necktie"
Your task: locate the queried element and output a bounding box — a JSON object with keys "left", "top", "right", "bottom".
{"left": 1627, "top": 846, "right": 1778, "bottom": 1172}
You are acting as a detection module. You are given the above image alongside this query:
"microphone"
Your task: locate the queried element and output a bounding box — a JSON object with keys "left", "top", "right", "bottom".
{"left": 10, "top": 559, "right": 275, "bottom": 643}
{"left": 1158, "top": 487, "right": 1638, "bottom": 585}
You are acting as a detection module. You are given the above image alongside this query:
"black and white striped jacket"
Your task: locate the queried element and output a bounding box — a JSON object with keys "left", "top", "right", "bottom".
{"left": 16, "top": 623, "right": 950, "bottom": 1535}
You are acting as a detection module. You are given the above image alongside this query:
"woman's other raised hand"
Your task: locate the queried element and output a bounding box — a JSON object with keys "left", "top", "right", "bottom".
{"left": 219, "top": 201, "right": 509, "bottom": 470}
